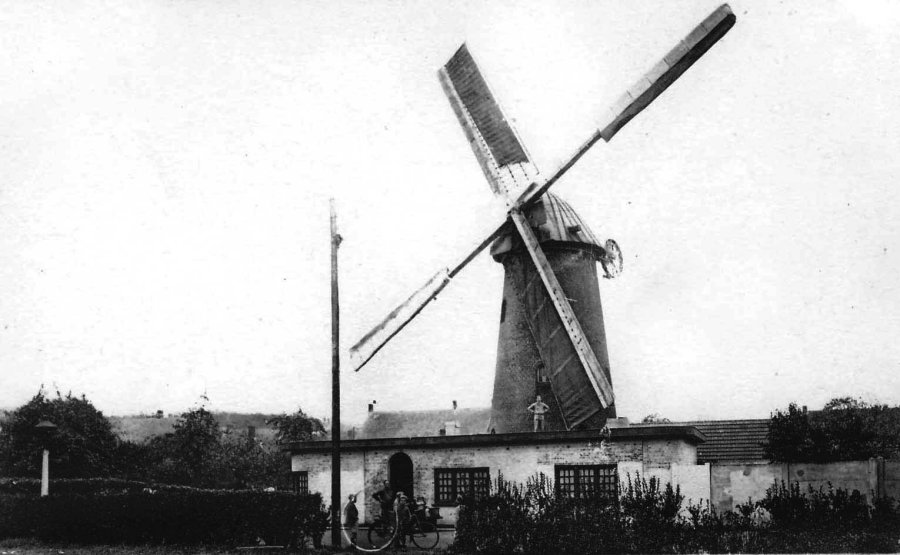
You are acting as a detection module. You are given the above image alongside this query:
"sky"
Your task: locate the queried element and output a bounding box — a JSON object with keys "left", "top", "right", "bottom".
{"left": 2, "top": 0, "right": 900, "bottom": 426}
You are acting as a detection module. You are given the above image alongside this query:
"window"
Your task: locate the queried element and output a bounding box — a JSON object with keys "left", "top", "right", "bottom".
{"left": 555, "top": 464, "right": 617, "bottom": 499}
{"left": 434, "top": 467, "right": 490, "bottom": 505}
{"left": 291, "top": 471, "right": 309, "bottom": 494}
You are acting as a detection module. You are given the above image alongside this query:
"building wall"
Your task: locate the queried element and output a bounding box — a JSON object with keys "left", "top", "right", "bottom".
{"left": 291, "top": 436, "right": 698, "bottom": 526}
{"left": 710, "top": 459, "right": 890, "bottom": 513}
{"left": 673, "top": 463, "right": 712, "bottom": 507}
{"left": 293, "top": 447, "right": 899, "bottom": 525}
{"left": 292, "top": 451, "right": 368, "bottom": 524}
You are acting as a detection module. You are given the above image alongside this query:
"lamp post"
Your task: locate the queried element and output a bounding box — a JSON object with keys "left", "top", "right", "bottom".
{"left": 35, "top": 420, "right": 57, "bottom": 497}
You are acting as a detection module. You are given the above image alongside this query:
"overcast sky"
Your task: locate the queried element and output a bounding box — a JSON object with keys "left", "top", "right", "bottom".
{"left": 2, "top": 0, "right": 899, "bottom": 426}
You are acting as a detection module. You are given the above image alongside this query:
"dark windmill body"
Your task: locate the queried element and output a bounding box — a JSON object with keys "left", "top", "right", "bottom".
{"left": 490, "top": 193, "right": 616, "bottom": 433}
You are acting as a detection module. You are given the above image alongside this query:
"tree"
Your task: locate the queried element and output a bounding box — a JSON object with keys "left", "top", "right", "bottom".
{"left": 143, "top": 400, "right": 222, "bottom": 486}
{"left": 172, "top": 403, "right": 220, "bottom": 479}
{"left": 0, "top": 388, "right": 119, "bottom": 478}
{"left": 765, "top": 403, "right": 816, "bottom": 462}
{"left": 765, "top": 397, "right": 900, "bottom": 462}
{"left": 206, "top": 432, "right": 286, "bottom": 490}
{"left": 141, "top": 400, "right": 289, "bottom": 489}
{"left": 268, "top": 408, "right": 326, "bottom": 444}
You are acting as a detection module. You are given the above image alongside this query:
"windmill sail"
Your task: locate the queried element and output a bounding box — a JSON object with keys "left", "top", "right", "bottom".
{"left": 514, "top": 4, "right": 736, "bottom": 209}
{"left": 439, "top": 44, "right": 537, "bottom": 200}
{"left": 509, "top": 210, "right": 614, "bottom": 429}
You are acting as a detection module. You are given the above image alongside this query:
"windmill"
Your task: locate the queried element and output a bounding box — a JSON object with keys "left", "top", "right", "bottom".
{"left": 350, "top": 5, "right": 736, "bottom": 432}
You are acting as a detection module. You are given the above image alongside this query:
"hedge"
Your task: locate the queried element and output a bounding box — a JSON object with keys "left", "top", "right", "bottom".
{"left": 0, "top": 477, "right": 154, "bottom": 496}
{"left": 0, "top": 485, "right": 329, "bottom": 547}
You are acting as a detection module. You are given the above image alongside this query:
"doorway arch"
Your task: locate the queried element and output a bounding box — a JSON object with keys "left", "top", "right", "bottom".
{"left": 388, "top": 452, "right": 414, "bottom": 499}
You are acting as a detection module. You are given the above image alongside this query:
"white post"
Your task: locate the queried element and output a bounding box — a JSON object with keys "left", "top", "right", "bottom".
{"left": 41, "top": 448, "right": 49, "bottom": 497}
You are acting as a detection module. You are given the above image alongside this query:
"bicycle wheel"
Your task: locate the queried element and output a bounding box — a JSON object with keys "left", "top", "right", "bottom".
{"left": 366, "top": 521, "right": 396, "bottom": 550}
{"left": 410, "top": 521, "right": 440, "bottom": 550}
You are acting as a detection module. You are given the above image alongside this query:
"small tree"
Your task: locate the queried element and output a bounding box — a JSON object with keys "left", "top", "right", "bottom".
{"left": 0, "top": 388, "right": 119, "bottom": 478}
{"left": 172, "top": 403, "right": 220, "bottom": 480}
{"left": 268, "top": 408, "right": 325, "bottom": 444}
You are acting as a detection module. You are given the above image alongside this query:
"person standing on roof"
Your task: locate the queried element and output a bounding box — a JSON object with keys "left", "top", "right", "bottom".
{"left": 527, "top": 395, "right": 550, "bottom": 432}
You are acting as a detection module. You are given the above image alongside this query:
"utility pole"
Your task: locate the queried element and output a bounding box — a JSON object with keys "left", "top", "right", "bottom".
{"left": 329, "top": 199, "right": 342, "bottom": 548}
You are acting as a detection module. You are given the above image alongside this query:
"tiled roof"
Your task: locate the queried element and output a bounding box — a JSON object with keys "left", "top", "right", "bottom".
{"left": 675, "top": 419, "right": 770, "bottom": 463}
{"left": 358, "top": 409, "right": 771, "bottom": 463}
{"left": 359, "top": 408, "right": 492, "bottom": 439}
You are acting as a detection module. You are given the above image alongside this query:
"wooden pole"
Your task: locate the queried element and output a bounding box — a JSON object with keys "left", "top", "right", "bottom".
{"left": 329, "top": 199, "right": 342, "bottom": 548}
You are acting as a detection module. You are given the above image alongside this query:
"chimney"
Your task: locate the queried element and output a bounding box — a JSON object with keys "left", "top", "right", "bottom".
{"left": 368, "top": 403, "right": 374, "bottom": 413}
{"left": 452, "top": 400, "right": 457, "bottom": 411}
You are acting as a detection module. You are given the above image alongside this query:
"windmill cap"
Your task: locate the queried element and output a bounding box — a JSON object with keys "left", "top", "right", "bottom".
{"left": 490, "top": 193, "right": 606, "bottom": 261}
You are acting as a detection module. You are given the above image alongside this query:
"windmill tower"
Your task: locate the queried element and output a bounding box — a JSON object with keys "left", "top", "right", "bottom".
{"left": 489, "top": 193, "right": 618, "bottom": 433}
{"left": 349, "top": 5, "right": 736, "bottom": 433}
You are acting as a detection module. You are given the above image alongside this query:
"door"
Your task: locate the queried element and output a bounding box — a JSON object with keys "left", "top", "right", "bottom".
{"left": 388, "top": 452, "right": 414, "bottom": 499}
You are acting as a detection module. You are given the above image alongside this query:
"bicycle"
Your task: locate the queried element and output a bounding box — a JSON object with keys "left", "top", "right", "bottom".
{"left": 404, "top": 509, "right": 440, "bottom": 550}
{"left": 365, "top": 514, "right": 397, "bottom": 550}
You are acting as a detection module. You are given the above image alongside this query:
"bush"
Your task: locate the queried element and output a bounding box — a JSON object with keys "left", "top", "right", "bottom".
{"left": 452, "top": 473, "right": 900, "bottom": 554}
{"left": 455, "top": 472, "right": 681, "bottom": 554}
{"left": 0, "top": 486, "right": 329, "bottom": 547}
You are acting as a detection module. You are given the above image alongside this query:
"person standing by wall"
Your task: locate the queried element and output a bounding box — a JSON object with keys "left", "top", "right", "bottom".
{"left": 344, "top": 494, "right": 359, "bottom": 544}
{"left": 372, "top": 480, "right": 395, "bottom": 532}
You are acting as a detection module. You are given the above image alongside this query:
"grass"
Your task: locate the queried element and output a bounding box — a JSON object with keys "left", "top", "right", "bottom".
{"left": 0, "top": 538, "right": 236, "bottom": 554}
{"left": 0, "top": 539, "right": 451, "bottom": 554}
{"left": 0, "top": 539, "right": 331, "bottom": 554}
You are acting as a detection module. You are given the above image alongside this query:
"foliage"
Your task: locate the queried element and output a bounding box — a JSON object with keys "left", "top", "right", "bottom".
{"left": 171, "top": 401, "right": 219, "bottom": 481}
{"left": 0, "top": 391, "right": 305, "bottom": 491}
{"left": 452, "top": 472, "right": 900, "bottom": 554}
{"left": 641, "top": 413, "right": 671, "bottom": 423}
{"left": 766, "top": 397, "right": 900, "bottom": 462}
{"left": 455, "top": 472, "right": 684, "bottom": 554}
{"left": 0, "top": 487, "right": 329, "bottom": 547}
{"left": 134, "top": 400, "right": 286, "bottom": 489}
{"left": 0, "top": 388, "right": 119, "bottom": 478}
{"left": 268, "top": 408, "right": 326, "bottom": 444}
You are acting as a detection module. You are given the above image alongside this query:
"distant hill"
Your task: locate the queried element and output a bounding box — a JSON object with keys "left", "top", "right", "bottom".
{"left": 109, "top": 412, "right": 282, "bottom": 444}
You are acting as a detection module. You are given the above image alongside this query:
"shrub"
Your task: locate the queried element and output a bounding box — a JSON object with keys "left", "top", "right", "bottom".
{"left": 0, "top": 486, "right": 329, "bottom": 547}
{"left": 452, "top": 473, "right": 900, "bottom": 554}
